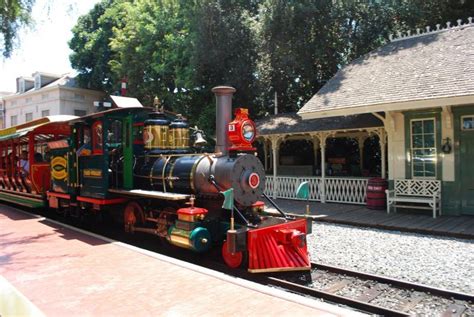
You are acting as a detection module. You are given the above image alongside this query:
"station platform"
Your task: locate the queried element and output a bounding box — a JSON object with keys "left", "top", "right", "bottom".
{"left": 0, "top": 204, "right": 362, "bottom": 316}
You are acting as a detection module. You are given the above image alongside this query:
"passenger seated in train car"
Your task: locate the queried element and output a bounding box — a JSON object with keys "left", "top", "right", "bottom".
{"left": 44, "top": 147, "right": 52, "bottom": 162}
{"left": 18, "top": 150, "right": 29, "bottom": 177}
{"left": 77, "top": 132, "right": 92, "bottom": 156}
{"left": 34, "top": 152, "right": 43, "bottom": 163}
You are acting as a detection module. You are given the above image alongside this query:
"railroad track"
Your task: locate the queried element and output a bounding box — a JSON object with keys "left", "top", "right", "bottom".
{"left": 261, "top": 262, "right": 474, "bottom": 316}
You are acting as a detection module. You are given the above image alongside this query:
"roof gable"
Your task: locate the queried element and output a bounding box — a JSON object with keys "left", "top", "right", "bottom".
{"left": 298, "top": 24, "right": 474, "bottom": 117}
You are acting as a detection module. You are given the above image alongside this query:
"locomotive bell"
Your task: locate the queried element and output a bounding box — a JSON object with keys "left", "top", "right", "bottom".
{"left": 193, "top": 131, "right": 207, "bottom": 147}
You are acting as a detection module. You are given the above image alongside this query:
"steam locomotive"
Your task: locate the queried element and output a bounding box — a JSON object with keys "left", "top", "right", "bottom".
{"left": 0, "top": 86, "right": 310, "bottom": 273}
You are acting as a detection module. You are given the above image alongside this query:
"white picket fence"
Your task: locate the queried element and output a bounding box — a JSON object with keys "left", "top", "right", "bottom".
{"left": 264, "top": 176, "right": 369, "bottom": 205}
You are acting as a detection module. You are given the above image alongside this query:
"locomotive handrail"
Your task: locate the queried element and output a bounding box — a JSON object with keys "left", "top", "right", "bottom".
{"left": 262, "top": 192, "right": 290, "bottom": 219}
{"left": 208, "top": 175, "right": 256, "bottom": 228}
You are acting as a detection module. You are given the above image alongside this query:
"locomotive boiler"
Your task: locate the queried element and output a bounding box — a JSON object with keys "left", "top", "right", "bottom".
{"left": 135, "top": 89, "right": 264, "bottom": 207}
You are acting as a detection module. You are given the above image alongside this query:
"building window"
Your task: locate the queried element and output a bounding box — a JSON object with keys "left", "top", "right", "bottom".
{"left": 74, "top": 109, "right": 87, "bottom": 116}
{"left": 74, "top": 93, "right": 85, "bottom": 100}
{"left": 11, "top": 115, "right": 17, "bottom": 126}
{"left": 25, "top": 112, "right": 33, "bottom": 122}
{"left": 19, "top": 80, "right": 25, "bottom": 93}
{"left": 41, "top": 110, "right": 50, "bottom": 117}
{"left": 34, "top": 75, "right": 41, "bottom": 89}
{"left": 411, "top": 118, "right": 436, "bottom": 178}
{"left": 461, "top": 116, "right": 474, "bottom": 131}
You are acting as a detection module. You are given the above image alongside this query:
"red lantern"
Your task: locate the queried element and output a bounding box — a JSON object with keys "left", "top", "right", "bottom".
{"left": 227, "top": 108, "right": 256, "bottom": 152}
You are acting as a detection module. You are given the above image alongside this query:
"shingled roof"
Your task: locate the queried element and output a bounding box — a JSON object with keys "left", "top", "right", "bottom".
{"left": 256, "top": 113, "right": 383, "bottom": 136}
{"left": 298, "top": 23, "right": 474, "bottom": 118}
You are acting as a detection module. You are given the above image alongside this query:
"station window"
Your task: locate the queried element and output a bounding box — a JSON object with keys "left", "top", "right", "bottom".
{"left": 25, "top": 112, "right": 33, "bottom": 122}
{"left": 461, "top": 116, "right": 474, "bottom": 131}
{"left": 410, "top": 118, "right": 436, "bottom": 178}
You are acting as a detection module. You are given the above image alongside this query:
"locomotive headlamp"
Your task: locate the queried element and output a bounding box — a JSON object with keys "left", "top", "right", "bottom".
{"left": 228, "top": 108, "right": 257, "bottom": 152}
{"left": 242, "top": 122, "right": 255, "bottom": 142}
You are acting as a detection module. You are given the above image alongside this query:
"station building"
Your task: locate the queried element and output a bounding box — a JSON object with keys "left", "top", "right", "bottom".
{"left": 257, "top": 19, "right": 474, "bottom": 216}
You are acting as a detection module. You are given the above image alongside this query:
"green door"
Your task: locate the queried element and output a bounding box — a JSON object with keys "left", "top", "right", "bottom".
{"left": 460, "top": 116, "right": 474, "bottom": 215}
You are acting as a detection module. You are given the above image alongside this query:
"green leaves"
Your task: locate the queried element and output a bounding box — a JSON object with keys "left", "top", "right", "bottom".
{"left": 0, "top": 0, "right": 35, "bottom": 58}
{"left": 68, "top": 0, "right": 474, "bottom": 129}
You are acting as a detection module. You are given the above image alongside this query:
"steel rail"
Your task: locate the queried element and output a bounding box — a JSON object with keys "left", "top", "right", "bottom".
{"left": 264, "top": 276, "right": 410, "bottom": 317}
{"left": 312, "top": 262, "right": 474, "bottom": 302}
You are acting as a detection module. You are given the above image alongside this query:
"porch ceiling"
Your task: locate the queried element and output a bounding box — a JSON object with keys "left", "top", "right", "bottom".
{"left": 255, "top": 113, "right": 383, "bottom": 136}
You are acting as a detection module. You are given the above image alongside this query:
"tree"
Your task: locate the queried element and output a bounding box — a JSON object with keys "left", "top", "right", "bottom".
{"left": 69, "top": 0, "right": 131, "bottom": 93}
{"left": 0, "top": 0, "right": 35, "bottom": 58}
{"left": 184, "top": 0, "right": 260, "bottom": 131}
{"left": 257, "top": 0, "right": 341, "bottom": 113}
{"left": 109, "top": 0, "right": 190, "bottom": 109}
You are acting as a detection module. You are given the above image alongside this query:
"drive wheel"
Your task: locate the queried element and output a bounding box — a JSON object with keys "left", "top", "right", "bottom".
{"left": 124, "top": 201, "right": 144, "bottom": 233}
{"left": 222, "top": 241, "right": 248, "bottom": 269}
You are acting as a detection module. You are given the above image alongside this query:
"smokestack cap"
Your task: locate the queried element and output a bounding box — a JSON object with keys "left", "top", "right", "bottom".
{"left": 211, "top": 86, "right": 236, "bottom": 95}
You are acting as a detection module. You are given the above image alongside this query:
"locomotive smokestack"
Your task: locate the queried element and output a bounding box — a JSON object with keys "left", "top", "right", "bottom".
{"left": 212, "top": 86, "right": 236, "bottom": 155}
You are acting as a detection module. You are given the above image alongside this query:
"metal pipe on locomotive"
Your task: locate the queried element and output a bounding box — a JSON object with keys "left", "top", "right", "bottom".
{"left": 126, "top": 86, "right": 311, "bottom": 272}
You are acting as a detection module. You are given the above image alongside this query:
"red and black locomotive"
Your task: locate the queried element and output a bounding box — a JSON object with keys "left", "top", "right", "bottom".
{"left": 0, "top": 86, "right": 311, "bottom": 273}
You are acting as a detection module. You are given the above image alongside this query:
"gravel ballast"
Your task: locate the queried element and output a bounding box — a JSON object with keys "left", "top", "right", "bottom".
{"left": 307, "top": 222, "right": 474, "bottom": 294}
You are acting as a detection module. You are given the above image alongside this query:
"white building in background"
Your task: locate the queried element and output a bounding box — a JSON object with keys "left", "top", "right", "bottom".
{"left": 1, "top": 72, "right": 105, "bottom": 128}
{"left": 0, "top": 91, "right": 13, "bottom": 129}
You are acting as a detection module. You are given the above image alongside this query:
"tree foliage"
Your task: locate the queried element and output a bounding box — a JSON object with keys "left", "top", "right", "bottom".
{"left": 0, "top": 0, "right": 35, "bottom": 58}
{"left": 69, "top": 0, "right": 474, "bottom": 133}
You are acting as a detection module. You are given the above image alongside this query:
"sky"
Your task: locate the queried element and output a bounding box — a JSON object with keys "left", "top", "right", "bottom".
{"left": 0, "top": 0, "right": 101, "bottom": 93}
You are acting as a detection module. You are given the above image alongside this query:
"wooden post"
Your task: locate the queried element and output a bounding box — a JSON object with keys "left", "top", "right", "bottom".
{"left": 270, "top": 135, "right": 281, "bottom": 199}
{"left": 312, "top": 136, "right": 319, "bottom": 172}
{"left": 380, "top": 129, "right": 387, "bottom": 179}
{"left": 317, "top": 132, "right": 330, "bottom": 203}
{"left": 263, "top": 138, "right": 268, "bottom": 172}
{"left": 358, "top": 135, "right": 367, "bottom": 175}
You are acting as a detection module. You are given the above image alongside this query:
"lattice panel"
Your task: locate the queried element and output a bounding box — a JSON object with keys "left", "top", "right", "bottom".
{"left": 264, "top": 176, "right": 368, "bottom": 204}
{"left": 325, "top": 178, "right": 368, "bottom": 204}
{"left": 395, "top": 179, "right": 441, "bottom": 196}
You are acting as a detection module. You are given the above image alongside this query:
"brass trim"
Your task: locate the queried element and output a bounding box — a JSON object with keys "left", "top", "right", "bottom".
{"left": 162, "top": 156, "right": 171, "bottom": 193}
{"left": 168, "top": 158, "right": 175, "bottom": 190}
{"left": 190, "top": 155, "right": 206, "bottom": 192}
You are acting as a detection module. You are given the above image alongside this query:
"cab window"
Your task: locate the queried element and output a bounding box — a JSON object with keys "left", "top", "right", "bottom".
{"left": 92, "top": 121, "right": 103, "bottom": 155}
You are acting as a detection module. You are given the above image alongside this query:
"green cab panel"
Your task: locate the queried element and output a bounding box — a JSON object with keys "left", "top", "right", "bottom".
{"left": 79, "top": 155, "right": 108, "bottom": 199}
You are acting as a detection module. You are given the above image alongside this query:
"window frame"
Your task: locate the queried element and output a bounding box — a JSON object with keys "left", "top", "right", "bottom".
{"left": 461, "top": 115, "right": 474, "bottom": 131}
{"left": 92, "top": 121, "right": 103, "bottom": 155}
{"left": 25, "top": 112, "right": 33, "bottom": 122}
{"left": 10, "top": 115, "right": 18, "bottom": 126}
{"left": 410, "top": 117, "right": 437, "bottom": 179}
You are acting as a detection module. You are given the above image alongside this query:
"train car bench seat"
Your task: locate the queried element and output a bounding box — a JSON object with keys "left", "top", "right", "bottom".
{"left": 385, "top": 179, "right": 441, "bottom": 218}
